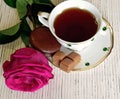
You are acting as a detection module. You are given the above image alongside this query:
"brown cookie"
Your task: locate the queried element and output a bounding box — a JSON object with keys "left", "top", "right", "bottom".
{"left": 30, "top": 26, "right": 61, "bottom": 53}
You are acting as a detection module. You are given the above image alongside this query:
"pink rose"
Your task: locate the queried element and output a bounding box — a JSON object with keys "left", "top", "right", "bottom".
{"left": 3, "top": 48, "right": 54, "bottom": 92}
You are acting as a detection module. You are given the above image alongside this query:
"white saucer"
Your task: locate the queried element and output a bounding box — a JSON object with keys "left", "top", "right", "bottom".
{"left": 48, "top": 18, "right": 114, "bottom": 71}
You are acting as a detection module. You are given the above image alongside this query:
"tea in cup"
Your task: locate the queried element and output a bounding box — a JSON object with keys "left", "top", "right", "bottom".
{"left": 38, "top": 0, "right": 102, "bottom": 51}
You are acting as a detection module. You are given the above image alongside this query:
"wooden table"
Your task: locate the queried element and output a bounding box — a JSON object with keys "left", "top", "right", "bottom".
{"left": 0, "top": 0, "right": 120, "bottom": 99}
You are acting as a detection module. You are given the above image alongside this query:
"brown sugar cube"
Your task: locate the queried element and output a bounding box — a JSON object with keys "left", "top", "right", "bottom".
{"left": 52, "top": 51, "right": 66, "bottom": 67}
{"left": 60, "top": 67, "right": 71, "bottom": 73}
{"left": 60, "top": 63, "right": 73, "bottom": 73}
{"left": 60, "top": 58, "right": 77, "bottom": 73}
{"left": 67, "top": 52, "right": 81, "bottom": 63}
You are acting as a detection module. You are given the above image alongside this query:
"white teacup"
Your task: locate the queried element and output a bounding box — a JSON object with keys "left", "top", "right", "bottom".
{"left": 38, "top": 0, "right": 102, "bottom": 51}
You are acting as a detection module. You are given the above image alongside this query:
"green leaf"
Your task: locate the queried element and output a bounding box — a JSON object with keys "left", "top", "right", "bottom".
{"left": 32, "top": 3, "right": 54, "bottom": 13}
{"left": 16, "top": 0, "right": 33, "bottom": 19}
{"left": 21, "top": 33, "right": 30, "bottom": 47}
{"left": 33, "top": 0, "right": 55, "bottom": 8}
{"left": 16, "top": 0, "right": 54, "bottom": 19}
{"left": 0, "top": 23, "right": 20, "bottom": 36}
{"left": 19, "top": 18, "right": 32, "bottom": 47}
{"left": 16, "top": 0, "right": 28, "bottom": 19}
{"left": 33, "top": 0, "right": 52, "bottom": 4}
{"left": 26, "top": 0, "right": 33, "bottom": 5}
{"left": 4, "top": 0, "right": 17, "bottom": 8}
{"left": 0, "top": 31, "right": 20, "bottom": 44}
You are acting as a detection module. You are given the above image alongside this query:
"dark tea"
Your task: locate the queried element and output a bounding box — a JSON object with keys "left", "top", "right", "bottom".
{"left": 54, "top": 8, "right": 98, "bottom": 42}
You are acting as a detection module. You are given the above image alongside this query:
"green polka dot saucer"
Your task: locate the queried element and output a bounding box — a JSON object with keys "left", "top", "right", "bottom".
{"left": 48, "top": 18, "right": 114, "bottom": 71}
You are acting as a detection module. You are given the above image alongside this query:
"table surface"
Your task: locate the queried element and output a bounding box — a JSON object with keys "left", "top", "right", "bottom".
{"left": 0, "top": 0, "right": 120, "bottom": 99}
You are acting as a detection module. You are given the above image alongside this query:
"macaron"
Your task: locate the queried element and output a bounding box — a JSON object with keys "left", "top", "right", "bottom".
{"left": 30, "top": 26, "right": 61, "bottom": 53}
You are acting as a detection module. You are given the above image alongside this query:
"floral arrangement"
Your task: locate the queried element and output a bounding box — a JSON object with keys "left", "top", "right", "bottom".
{"left": 0, "top": 0, "right": 55, "bottom": 92}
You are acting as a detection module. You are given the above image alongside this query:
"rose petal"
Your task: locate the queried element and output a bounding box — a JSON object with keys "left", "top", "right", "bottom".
{"left": 4, "top": 63, "right": 53, "bottom": 78}
{"left": 10, "top": 55, "right": 48, "bottom": 69}
{"left": 11, "top": 48, "right": 48, "bottom": 65}
{"left": 4, "top": 66, "right": 53, "bottom": 80}
{"left": 5, "top": 73, "right": 51, "bottom": 92}
{"left": 11, "top": 48, "right": 36, "bottom": 59}
{"left": 6, "top": 70, "right": 52, "bottom": 86}
{"left": 18, "top": 63, "right": 53, "bottom": 72}
{"left": 3, "top": 61, "right": 10, "bottom": 72}
{"left": 5, "top": 76, "right": 44, "bottom": 92}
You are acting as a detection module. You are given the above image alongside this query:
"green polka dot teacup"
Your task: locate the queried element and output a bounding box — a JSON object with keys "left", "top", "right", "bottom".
{"left": 38, "top": 0, "right": 102, "bottom": 51}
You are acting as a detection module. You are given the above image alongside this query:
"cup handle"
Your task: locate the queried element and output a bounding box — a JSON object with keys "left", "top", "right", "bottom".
{"left": 38, "top": 12, "right": 49, "bottom": 27}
